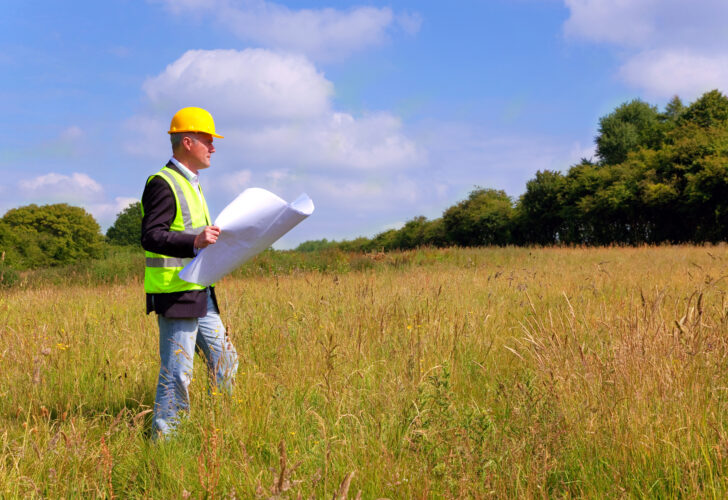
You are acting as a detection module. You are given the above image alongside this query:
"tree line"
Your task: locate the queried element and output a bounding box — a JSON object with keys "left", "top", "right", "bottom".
{"left": 3, "top": 89, "right": 728, "bottom": 283}
{"left": 297, "top": 89, "right": 728, "bottom": 252}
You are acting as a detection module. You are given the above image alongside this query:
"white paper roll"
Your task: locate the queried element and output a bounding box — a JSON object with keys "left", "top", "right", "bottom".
{"left": 178, "top": 188, "right": 314, "bottom": 286}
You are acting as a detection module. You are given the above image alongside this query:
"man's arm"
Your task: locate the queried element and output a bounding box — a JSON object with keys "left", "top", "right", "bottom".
{"left": 141, "top": 177, "right": 197, "bottom": 258}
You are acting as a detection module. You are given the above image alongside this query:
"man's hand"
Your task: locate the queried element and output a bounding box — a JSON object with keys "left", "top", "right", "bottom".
{"left": 194, "top": 225, "right": 221, "bottom": 249}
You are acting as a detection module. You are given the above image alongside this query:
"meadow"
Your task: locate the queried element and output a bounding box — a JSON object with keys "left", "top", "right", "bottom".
{"left": 2, "top": 245, "right": 728, "bottom": 498}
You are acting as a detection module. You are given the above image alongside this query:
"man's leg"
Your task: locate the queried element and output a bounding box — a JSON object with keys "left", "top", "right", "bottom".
{"left": 196, "top": 289, "right": 238, "bottom": 392}
{"left": 152, "top": 315, "right": 198, "bottom": 437}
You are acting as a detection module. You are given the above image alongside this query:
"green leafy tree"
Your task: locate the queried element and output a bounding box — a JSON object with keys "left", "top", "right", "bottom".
{"left": 596, "top": 99, "right": 663, "bottom": 165}
{"left": 679, "top": 89, "right": 728, "bottom": 128}
{"left": 0, "top": 221, "right": 21, "bottom": 286}
{"left": 106, "top": 201, "right": 142, "bottom": 247}
{"left": 295, "top": 238, "right": 337, "bottom": 252}
{"left": 652, "top": 91, "right": 728, "bottom": 241}
{"left": 391, "top": 216, "right": 430, "bottom": 250}
{"left": 662, "top": 95, "right": 685, "bottom": 122}
{"left": 1, "top": 203, "right": 105, "bottom": 268}
{"left": 338, "top": 237, "right": 374, "bottom": 252}
{"left": 588, "top": 158, "right": 649, "bottom": 244}
{"left": 422, "top": 217, "right": 449, "bottom": 247}
{"left": 556, "top": 160, "right": 603, "bottom": 243}
{"left": 557, "top": 155, "right": 655, "bottom": 244}
{"left": 371, "top": 229, "right": 399, "bottom": 251}
{"left": 0, "top": 220, "right": 22, "bottom": 267}
{"left": 442, "top": 188, "right": 514, "bottom": 246}
{"left": 514, "top": 170, "right": 565, "bottom": 245}
{"left": 684, "top": 153, "right": 728, "bottom": 241}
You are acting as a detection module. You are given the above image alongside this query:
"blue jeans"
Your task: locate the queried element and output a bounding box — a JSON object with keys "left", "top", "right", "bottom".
{"left": 152, "top": 289, "right": 238, "bottom": 437}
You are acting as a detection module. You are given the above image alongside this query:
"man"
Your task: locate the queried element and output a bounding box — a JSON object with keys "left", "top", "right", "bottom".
{"left": 141, "top": 106, "right": 238, "bottom": 437}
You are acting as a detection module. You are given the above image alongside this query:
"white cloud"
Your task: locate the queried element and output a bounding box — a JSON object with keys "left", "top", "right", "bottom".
{"left": 87, "top": 197, "right": 139, "bottom": 227}
{"left": 13, "top": 173, "right": 138, "bottom": 229}
{"left": 563, "top": 0, "right": 658, "bottom": 46}
{"left": 217, "top": 3, "right": 394, "bottom": 62}
{"left": 216, "top": 169, "right": 253, "bottom": 195}
{"left": 143, "top": 49, "right": 332, "bottom": 123}
{"left": 152, "top": 0, "right": 419, "bottom": 62}
{"left": 563, "top": 0, "right": 728, "bottom": 99}
{"left": 564, "top": 0, "right": 728, "bottom": 49}
{"left": 619, "top": 50, "right": 728, "bottom": 99}
{"left": 19, "top": 173, "right": 104, "bottom": 202}
{"left": 130, "top": 49, "right": 423, "bottom": 173}
{"left": 230, "top": 111, "right": 424, "bottom": 171}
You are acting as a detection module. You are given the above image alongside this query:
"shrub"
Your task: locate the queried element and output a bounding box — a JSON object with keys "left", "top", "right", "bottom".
{"left": 1, "top": 203, "right": 105, "bottom": 268}
{"left": 107, "top": 201, "right": 142, "bottom": 247}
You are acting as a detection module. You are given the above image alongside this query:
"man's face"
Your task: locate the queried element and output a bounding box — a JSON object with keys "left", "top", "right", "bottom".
{"left": 185, "top": 133, "right": 215, "bottom": 171}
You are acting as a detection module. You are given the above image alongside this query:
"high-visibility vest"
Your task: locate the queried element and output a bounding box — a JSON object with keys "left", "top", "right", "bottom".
{"left": 143, "top": 166, "right": 212, "bottom": 294}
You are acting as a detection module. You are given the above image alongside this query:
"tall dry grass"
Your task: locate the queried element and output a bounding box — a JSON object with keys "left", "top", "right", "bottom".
{"left": 1, "top": 245, "right": 728, "bottom": 497}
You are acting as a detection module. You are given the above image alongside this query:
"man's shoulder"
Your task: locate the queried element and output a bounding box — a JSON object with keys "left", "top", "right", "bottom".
{"left": 142, "top": 174, "right": 175, "bottom": 208}
{"left": 144, "top": 175, "right": 172, "bottom": 192}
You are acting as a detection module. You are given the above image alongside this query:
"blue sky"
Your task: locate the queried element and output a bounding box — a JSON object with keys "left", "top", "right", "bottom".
{"left": 2, "top": 0, "right": 727, "bottom": 248}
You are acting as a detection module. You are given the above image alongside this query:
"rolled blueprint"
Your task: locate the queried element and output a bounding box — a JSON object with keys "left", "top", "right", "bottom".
{"left": 179, "top": 188, "right": 314, "bottom": 286}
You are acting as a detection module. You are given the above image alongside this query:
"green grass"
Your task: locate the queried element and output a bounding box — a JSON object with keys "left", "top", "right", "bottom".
{"left": 10, "top": 245, "right": 492, "bottom": 289}
{"left": 2, "top": 245, "right": 728, "bottom": 497}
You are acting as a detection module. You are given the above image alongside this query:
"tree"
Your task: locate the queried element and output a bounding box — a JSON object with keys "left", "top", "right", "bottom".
{"left": 422, "top": 217, "right": 449, "bottom": 247}
{"left": 555, "top": 160, "right": 601, "bottom": 243}
{"left": 0, "top": 221, "right": 21, "bottom": 286}
{"left": 663, "top": 95, "right": 685, "bottom": 122}
{"left": 679, "top": 89, "right": 728, "bottom": 128}
{"left": 595, "top": 99, "right": 662, "bottom": 165}
{"left": 515, "top": 170, "right": 565, "bottom": 245}
{"left": 442, "top": 188, "right": 514, "bottom": 246}
{"left": 106, "top": 201, "right": 142, "bottom": 246}
{"left": 338, "top": 237, "right": 374, "bottom": 252}
{"left": 295, "top": 238, "right": 337, "bottom": 252}
{"left": 653, "top": 90, "right": 728, "bottom": 241}
{"left": 371, "top": 229, "right": 399, "bottom": 251}
{"left": 0, "top": 220, "right": 22, "bottom": 267}
{"left": 391, "top": 216, "right": 430, "bottom": 250}
{"left": 1, "top": 203, "right": 105, "bottom": 268}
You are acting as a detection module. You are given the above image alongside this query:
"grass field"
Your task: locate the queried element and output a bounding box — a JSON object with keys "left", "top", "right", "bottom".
{"left": 2, "top": 245, "right": 728, "bottom": 498}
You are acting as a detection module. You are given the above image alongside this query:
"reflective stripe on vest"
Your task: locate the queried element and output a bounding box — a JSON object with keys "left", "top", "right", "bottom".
{"left": 143, "top": 166, "right": 212, "bottom": 294}
{"left": 145, "top": 257, "right": 189, "bottom": 268}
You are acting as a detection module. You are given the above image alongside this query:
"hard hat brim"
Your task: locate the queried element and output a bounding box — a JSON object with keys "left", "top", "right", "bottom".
{"left": 168, "top": 129, "right": 224, "bottom": 139}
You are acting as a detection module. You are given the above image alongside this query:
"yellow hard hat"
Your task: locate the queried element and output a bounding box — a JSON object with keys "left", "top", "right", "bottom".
{"left": 168, "top": 107, "right": 223, "bottom": 138}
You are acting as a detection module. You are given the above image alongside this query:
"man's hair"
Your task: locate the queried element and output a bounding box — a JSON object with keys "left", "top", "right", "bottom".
{"left": 170, "top": 132, "right": 185, "bottom": 151}
{"left": 169, "top": 132, "right": 184, "bottom": 151}
{"left": 171, "top": 132, "right": 199, "bottom": 151}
